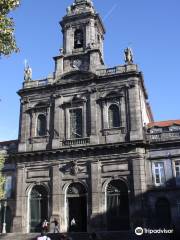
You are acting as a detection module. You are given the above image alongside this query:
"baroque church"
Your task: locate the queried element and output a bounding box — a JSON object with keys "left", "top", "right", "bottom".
{"left": 1, "top": 0, "right": 180, "bottom": 238}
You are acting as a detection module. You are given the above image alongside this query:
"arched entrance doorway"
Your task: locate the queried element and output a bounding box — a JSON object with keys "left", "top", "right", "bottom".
{"left": 107, "top": 180, "right": 130, "bottom": 231}
{"left": 156, "top": 198, "right": 171, "bottom": 227}
{"left": 67, "top": 182, "right": 87, "bottom": 232}
{"left": 29, "top": 185, "right": 48, "bottom": 232}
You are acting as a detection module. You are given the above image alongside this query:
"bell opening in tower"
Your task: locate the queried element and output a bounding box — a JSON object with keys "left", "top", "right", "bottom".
{"left": 74, "top": 29, "right": 84, "bottom": 49}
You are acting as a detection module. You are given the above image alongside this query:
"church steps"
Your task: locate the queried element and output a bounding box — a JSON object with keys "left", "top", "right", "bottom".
{"left": 0, "top": 232, "right": 174, "bottom": 240}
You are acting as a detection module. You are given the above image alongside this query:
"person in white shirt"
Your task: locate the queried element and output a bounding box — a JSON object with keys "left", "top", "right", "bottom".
{"left": 37, "top": 232, "right": 51, "bottom": 240}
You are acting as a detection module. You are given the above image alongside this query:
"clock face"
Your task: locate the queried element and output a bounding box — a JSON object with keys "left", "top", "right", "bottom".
{"left": 72, "top": 59, "right": 82, "bottom": 69}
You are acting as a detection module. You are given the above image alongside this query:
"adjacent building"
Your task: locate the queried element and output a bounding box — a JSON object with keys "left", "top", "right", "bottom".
{"left": 0, "top": 0, "right": 180, "bottom": 235}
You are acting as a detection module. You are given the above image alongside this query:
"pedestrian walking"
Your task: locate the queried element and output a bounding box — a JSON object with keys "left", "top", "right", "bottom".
{"left": 52, "top": 218, "right": 60, "bottom": 233}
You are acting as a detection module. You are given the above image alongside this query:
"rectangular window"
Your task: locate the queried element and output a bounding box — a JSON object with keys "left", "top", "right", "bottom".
{"left": 175, "top": 162, "right": 180, "bottom": 177}
{"left": 175, "top": 162, "right": 180, "bottom": 186}
{"left": 70, "top": 109, "right": 83, "bottom": 139}
{"left": 4, "top": 176, "right": 12, "bottom": 198}
{"left": 153, "top": 162, "right": 165, "bottom": 186}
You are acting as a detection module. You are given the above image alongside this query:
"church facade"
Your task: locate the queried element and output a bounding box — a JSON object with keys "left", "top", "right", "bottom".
{"left": 1, "top": 0, "right": 180, "bottom": 235}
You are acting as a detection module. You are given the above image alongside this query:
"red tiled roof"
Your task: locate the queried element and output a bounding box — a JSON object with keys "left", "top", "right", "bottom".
{"left": 148, "top": 120, "right": 180, "bottom": 128}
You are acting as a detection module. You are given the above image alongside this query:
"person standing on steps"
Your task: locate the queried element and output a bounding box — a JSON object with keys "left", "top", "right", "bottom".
{"left": 42, "top": 219, "right": 49, "bottom": 233}
{"left": 52, "top": 218, "right": 60, "bottom": 233}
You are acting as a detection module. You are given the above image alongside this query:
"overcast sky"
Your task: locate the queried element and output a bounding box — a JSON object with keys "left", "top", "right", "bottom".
{"left": 0, "top": 0, "right": 180, "bottom": 141}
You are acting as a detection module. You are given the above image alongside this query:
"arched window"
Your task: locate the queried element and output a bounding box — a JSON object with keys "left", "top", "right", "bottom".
{"left": 67, "top": 182, "right": 87, "bottom": 196}
{"left": 67, "top": 183, "right": 87, "bottom": 232}
{"left": 37, "top": 114, "right": 47, "bottom": 136}
{"left": 30, "top": 185, "right": 48, "bottom": 232}
{"left": 107, "top": 180, "right": 129, "bottom": 230}
{"left": 108, "top": 105, "right": 120, "bottom": 128}
{"left": 74, "top": 29, "right": 84, "bottom": 49}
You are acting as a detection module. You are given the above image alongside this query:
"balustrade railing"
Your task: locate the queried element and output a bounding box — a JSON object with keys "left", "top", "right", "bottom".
{"left": 62, "top": 137, "right": 90, "bottom": 146}
{"left": 96, "top": 64, "right": 138, "bottom": 76}
{"left": 146, "top": 131, "right": 180, "bottom": 142}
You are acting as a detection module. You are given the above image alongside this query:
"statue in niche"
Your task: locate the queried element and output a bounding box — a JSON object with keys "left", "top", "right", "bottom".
{"left": 70, "top": 161, "right": 79, "bottom": 176}
{"left": 124, "top": 47, "right": 133, "bottom": 64}
{"left": 24, "top": 65, "right": 32, "bottom": 82}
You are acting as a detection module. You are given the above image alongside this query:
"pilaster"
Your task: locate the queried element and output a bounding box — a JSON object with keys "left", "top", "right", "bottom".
{"left": 90, "top": 161, "right": 101, "bottom": 231}
{"left": 131, "top": 153, "right": 147, "bottom": 227}
{"left": 13, "top": 165, "right": 26, "bottom": 232}
{"left": 128, "top": 82, "right": 143, "bottom": 141}
{"left": 50, "top": 165, "right": 61, "bottom": 231}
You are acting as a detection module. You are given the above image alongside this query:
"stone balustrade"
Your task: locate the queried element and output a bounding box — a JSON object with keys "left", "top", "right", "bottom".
{"left": 146, "top": 130, "right": 180, "bottom": 142}
{"left": 23, "top": 64, "right": 138, "bottom": 89}
{"left": 96, "top": 64, "right": 138, "bottom": 76}
{"left": 62, "top": 137, "right": 90, "bottom": 146}
{"left": 23, "top": 76, "right": 54, "bottom": 89}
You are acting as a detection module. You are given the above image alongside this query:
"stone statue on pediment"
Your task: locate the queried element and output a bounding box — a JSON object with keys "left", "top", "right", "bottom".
{"left": 66, "top": 6, "right": 72, "bottom": 15}
{"left": 24, "top": 65, "right": 32, "bottom": 82}
{"left": 124, "top": 47, "right": 133, "bottom": 64}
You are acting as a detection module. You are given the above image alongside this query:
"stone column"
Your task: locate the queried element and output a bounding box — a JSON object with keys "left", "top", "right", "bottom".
{"left": 54, "top": 56, "right": 64, "bottom": 78}
{"left": 13, "top": 164, "right": 26, "bottom": 232}
{"left": 131, "top": 152, "right": 147, "bottom": 228}
{"left": 83, "top": 101, "right": 87, "bottom": 138}
{"left": 90, "top": 161, "right": 101, "bottom": 231}
{"left": 18, "top": 102, "right": 30, "bottom": 152}
{"left": 90, "top": 92, "right": 98, "bottom": 144}
{"left": 128, "top": 81, "right": 143, "bottom": 141}
{"left": 50, "top": 165, "right": 61, "bottom": 231}
{"left": 65, "top": 26, "right": 74, "bottom": 54}
{"left": 120, "top": 95, "right": 126, "bottom": 129}
{"left": 52, "top": 97, "right": 62, "bottom": 148}
{"left": 102, "top": 101, "right": 108, "bottom": 130}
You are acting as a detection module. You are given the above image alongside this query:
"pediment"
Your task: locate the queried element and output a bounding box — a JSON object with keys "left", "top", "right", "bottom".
{"left": 61, "top": 70, "right": 96, "bottom": 81}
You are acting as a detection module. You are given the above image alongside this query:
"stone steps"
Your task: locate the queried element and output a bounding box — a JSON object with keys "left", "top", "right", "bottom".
{"left": 0, "top": 231, "right": 176, "bottom": 240}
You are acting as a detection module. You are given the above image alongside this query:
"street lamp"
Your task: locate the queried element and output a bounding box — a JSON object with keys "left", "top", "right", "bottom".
{"left": 2, "top": 200, "right": 7, "bottom": 234}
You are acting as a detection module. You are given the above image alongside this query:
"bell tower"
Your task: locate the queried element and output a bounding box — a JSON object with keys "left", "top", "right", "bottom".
{"left": 54, "top": 0, "right": 105, "bottom": 77}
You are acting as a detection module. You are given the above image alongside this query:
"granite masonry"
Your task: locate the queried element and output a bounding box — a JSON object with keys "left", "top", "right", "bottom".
{"left": 0, "top": 0, "right": 180, "bottom": 237}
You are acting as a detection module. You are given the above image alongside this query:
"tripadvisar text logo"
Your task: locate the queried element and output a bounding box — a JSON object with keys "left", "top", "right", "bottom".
{"left": 135, "top": 227, "right": 173, "bottom": 236}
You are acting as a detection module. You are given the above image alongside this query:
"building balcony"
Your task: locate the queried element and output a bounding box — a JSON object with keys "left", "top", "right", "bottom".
{"left": 62, "top": 137, "right": 90, "bottom": 146}
{"left": 146, "top": 130, "right": 180, "bottom": 142}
